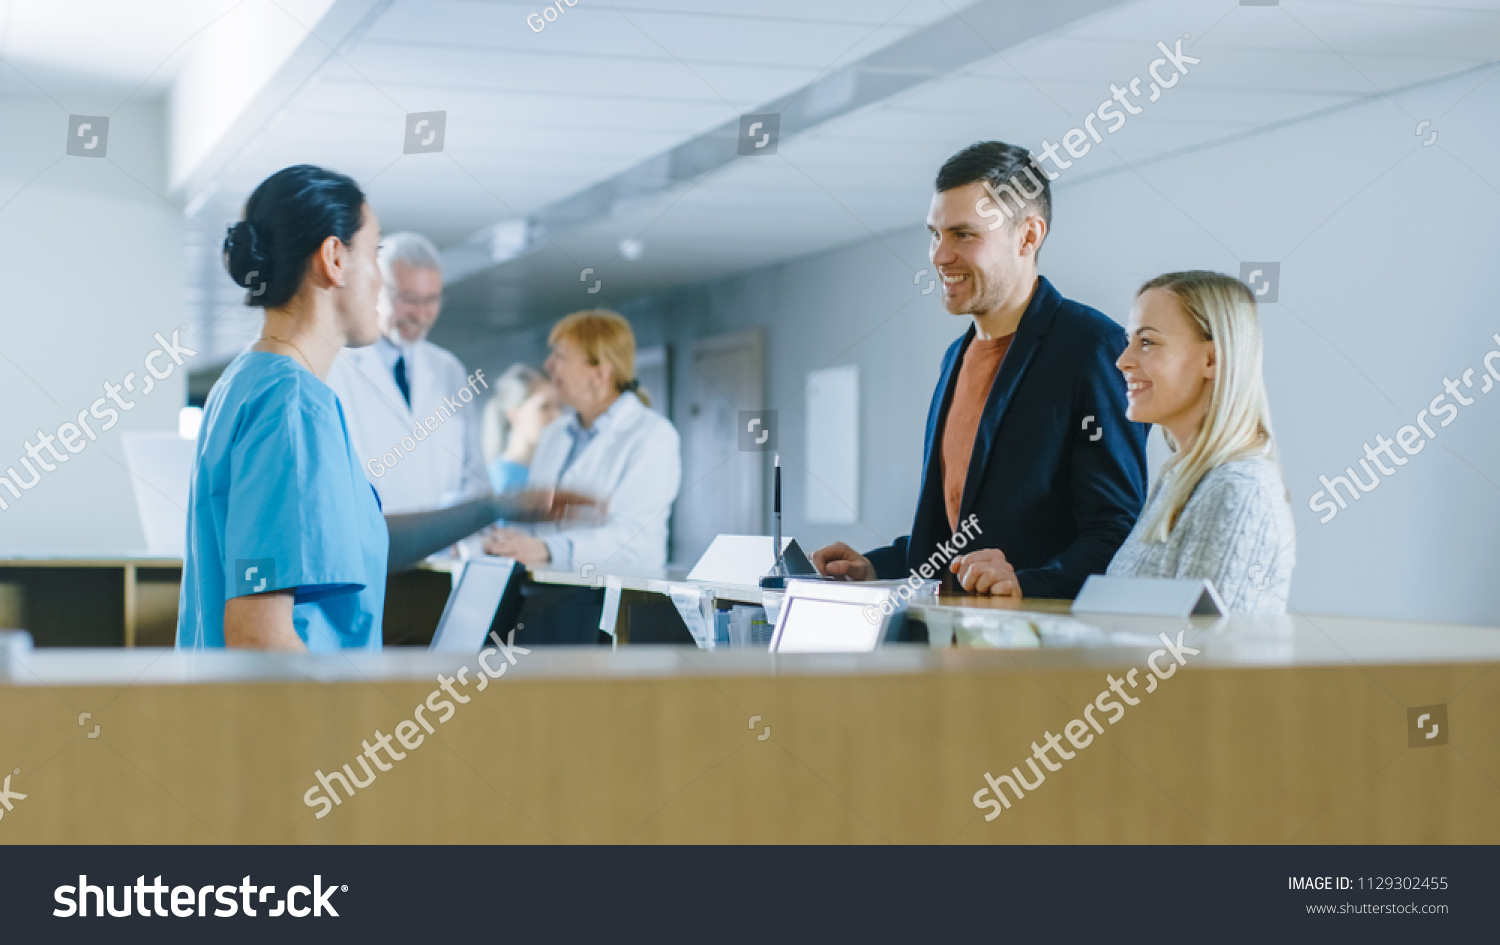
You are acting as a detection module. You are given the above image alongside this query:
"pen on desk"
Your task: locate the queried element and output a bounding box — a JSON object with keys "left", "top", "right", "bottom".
{"left": 773, "top": 452, "right": 782, "bottom": 573}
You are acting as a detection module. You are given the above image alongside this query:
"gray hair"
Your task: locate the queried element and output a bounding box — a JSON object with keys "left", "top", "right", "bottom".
{"left": 378, "top": 231, "right": 443, "bottom": 282}
{"left": 482, "top": 364, "right": 548, "bottom": 463}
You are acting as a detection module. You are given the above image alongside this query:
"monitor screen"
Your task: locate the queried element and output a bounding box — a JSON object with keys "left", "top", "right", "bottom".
{"left": 429, "top": 559, "right": 517, "bottom": 653}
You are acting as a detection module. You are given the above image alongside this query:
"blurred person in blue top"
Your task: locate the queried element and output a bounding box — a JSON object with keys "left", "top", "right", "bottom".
{"left": 482, "top": 364, "right": 560, "bottom": 495}
{"left": 177, "top": 164, "right": 592, "bottom": 652}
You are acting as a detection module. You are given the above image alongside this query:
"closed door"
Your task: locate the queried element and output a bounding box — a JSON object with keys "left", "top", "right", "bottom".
{"left": 673, "top": 329, "right": 764, "bottom": 567}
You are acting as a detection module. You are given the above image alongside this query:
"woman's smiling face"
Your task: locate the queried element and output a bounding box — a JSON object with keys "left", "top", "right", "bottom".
{"left": 1117, "top": 286, "right": 1216, "bottom": 446}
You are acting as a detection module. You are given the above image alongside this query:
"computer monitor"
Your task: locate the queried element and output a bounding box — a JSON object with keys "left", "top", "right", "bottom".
{"left": 428, "top": 557, "right": 520, "bottom": 652}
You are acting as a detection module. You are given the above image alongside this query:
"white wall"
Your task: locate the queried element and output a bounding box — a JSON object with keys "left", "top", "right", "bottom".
{"left": 588, "top": 66, "right": 1500, "bottom": 627}
{"left": 0, "top": 97, "right": 186, "bottom": 553}
{"left": 618, "top": 231, "right": 954, "bottom": 567}
{"left": 1047, "top": 70, "right": 1500, "bottom": 627}
{"left": 435, "top": 253, "right": 958, "bottom": 569}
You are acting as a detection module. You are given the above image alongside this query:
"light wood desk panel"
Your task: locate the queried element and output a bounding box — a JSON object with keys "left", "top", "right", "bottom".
{"left": 2, "top": 612, "right": 1497, "bottom": 844}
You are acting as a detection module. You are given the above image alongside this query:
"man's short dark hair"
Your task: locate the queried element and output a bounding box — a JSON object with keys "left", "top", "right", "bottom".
{"left": 935, "top": 141, "right": 1052, "bottom": 234}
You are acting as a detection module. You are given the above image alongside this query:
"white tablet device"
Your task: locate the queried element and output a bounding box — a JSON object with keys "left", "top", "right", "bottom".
{"left": 429, "top": 557, "right": 520, "bottom": 653}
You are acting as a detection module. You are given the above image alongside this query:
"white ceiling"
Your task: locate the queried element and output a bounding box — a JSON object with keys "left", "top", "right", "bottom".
{"left": 5, "top": 0, "right": 1498, "bottom": 357}
{"left": 0, "top": 0, "right": 236, "bottom": 100}
{"left": 203, "top": 0, "right": 983, "bottom": 242}
{"left": 426, "top": 0, "right": 1500, "bottom": 325}
{"left": 179, "top": 0, "right": 1000, "bottom": 355}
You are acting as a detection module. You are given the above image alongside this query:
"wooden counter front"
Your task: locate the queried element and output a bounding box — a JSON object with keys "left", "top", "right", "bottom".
{"left": 2, "top": 619, "right": 1497, "bottom": 844}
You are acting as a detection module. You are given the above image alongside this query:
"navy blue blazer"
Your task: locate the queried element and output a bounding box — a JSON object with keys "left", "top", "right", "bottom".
{"left": 865, "top": 276, "right": 1147, "bottom": 600}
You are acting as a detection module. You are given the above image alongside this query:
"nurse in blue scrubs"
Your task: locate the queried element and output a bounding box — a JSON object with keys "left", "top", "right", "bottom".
{"left": 178, "top": 165, "right": 589, "bottom": 651}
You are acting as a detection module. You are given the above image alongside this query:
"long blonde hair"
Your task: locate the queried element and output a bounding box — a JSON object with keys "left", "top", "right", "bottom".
{"left": 548, "top": 309, "right": 652, "bottom": 408}
{"left": 1138, "top": 270, "right": 1285, "bottom": 542}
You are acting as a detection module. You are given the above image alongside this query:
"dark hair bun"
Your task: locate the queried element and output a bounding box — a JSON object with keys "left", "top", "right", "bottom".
{"left": 223, "top": 221, "right": 271, "bottom": 300}
{"left": 221, "top": 165, "right": 366, "bottom": 309}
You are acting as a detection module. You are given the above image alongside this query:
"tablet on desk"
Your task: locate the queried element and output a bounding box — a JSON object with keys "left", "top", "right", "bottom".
{"left": 429, "top": 557, "right": 520, "bottom": 653}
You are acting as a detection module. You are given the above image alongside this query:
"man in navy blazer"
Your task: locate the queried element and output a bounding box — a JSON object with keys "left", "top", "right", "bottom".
{"left": 812, "top": 142, "right": 1147, "bottom": 600}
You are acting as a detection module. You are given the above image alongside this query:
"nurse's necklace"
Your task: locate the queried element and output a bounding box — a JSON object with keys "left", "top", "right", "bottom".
{"left": 262, "top": 334, "right": 312, "bottom": 371}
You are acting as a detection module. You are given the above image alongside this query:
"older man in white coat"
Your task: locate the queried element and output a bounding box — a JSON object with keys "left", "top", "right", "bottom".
{"left": 326, "top": 232, "right": 489, "bottom": 521}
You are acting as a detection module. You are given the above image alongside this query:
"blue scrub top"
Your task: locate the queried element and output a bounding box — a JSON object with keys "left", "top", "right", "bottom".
{"left": 177, "top": 350, "right": 388, "bottom": 651}
{"left": 487, "top": 457, "right": 529, "bottom": 495}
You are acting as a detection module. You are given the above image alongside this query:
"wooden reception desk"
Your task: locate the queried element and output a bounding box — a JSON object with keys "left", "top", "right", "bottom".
{"left": 2, "top": 604, "right": 1497, "bottom": 845}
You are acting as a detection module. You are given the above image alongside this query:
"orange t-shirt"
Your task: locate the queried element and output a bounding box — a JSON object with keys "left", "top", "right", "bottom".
{"left": 940, "top": 334, "right": 1013, "bottom": 532}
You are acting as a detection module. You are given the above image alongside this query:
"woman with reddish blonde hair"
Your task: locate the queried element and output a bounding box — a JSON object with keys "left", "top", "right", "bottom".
{"left": 486, "top": 310, "right": 681, "bottom": 641}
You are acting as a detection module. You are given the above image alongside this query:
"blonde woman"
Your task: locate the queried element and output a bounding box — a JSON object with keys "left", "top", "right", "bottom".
{"left": 1106, "top": 270, "right": 1295, "bottom": 613}
{"left": 482, "top": 364, "right": 560, "bottom": 494}
{"left": 485, "top": 310, "right": 681, "bottom": 574}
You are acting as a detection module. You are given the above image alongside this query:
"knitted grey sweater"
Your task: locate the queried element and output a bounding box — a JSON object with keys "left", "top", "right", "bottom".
{"left": 1106, "top": 457, "right": 1296, "bottom": 614}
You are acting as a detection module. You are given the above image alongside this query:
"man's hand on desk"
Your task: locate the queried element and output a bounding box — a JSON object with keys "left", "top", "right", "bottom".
{"left": 951, "top": 548, "right": 1022, "bottom": 598}
{"left": 484, "top": 529, "right": 551, "bottom": 568}
{"left": 811, "top": 542, "right": 876, "bottom": 581}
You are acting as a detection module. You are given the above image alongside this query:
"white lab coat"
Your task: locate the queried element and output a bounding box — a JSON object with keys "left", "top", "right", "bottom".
{"left": 525, "top": 392, "right": 681, "bottom": 573}
{"left": 325, "top": 339, "right": 488, "bottom": 514}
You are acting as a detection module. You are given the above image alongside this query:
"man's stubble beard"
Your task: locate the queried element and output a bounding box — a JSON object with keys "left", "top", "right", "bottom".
{"left": 949, "top": 267, "right": 1009, "bottom": 320}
